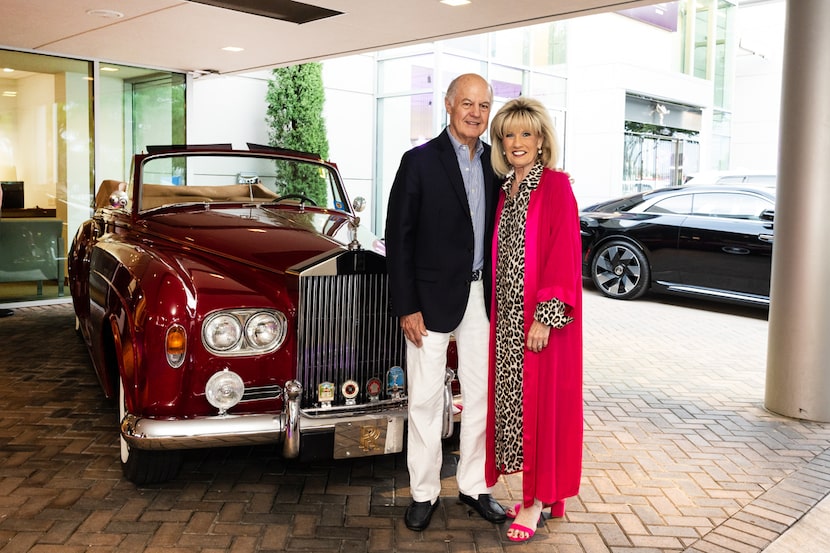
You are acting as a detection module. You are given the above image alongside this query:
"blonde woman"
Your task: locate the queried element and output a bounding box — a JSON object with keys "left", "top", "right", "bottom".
{"left": 485, "top": 97, "right": 583, "bottom": 542}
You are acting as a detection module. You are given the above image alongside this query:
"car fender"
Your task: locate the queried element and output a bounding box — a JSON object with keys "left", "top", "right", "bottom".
{"left": 67, "top": 219, "right": 98, "bottom": 326}
{"left": 88, "top": 237, "right": 193, "bottom": 404}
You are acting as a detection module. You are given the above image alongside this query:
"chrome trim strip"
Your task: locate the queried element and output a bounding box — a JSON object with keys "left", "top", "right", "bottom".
{"left": 302, "top": 398, "right": 407, "bottom": 417}
{"left": 299, "top": 406, "right": 409, "bottom": 432}
{"left": 241, "top": 384, "right": 283, "bottom": 402}
{"left": 660, "top": 283, "right": 770, "bottom": 305}
{"left": 286, "top": 248, "right": 344, "bottom": 277}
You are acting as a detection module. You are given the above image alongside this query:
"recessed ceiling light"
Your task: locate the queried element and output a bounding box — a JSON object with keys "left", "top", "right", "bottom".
{"left": 3, "top": 91, "right": 17, "bottom": 97}
{"left": 222, "top": 46, "right": 245, "bottom": 52}
{"left": 101, "top": 67, "right": 119, "bottom": 72}
{"left": 440, "top": 0, "right": 471, "bottom": 5}
{"left": 86, "top": 9, "right": 124, "bottom": 19}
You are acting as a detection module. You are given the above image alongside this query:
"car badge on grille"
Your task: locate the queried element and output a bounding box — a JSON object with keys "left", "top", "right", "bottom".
{"left": 386, "top": 366, "right": 405, "bottom": 399}
{"left": 366, "top": 378, "right": 382, "bottom": 402}
{"left": 342, "top": 379, "right": 359, "bottom": 405}
{"left": 318, "top": 381, "right": 335, "bottom": 408}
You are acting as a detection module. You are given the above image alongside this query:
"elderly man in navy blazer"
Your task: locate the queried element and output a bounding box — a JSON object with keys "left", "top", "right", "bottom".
{"left": 385, "top": 73, "right": 505, "bottom": 531}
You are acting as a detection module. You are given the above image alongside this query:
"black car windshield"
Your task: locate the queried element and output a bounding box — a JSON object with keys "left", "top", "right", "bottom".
{"left": 136, "top": 152, "right": 349, "bottom": 213}
{"left": 584, "top": 192, "right": 647, "bottom": 213}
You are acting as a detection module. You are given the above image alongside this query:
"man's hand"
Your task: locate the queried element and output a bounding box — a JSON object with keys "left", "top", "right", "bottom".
{"left": 400, "top": 312, "right": 428, "bottom": 347}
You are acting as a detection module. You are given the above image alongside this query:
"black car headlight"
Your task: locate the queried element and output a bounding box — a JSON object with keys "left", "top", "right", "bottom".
{"left": 203, "top": 309, "right": 287, "bottom": 355}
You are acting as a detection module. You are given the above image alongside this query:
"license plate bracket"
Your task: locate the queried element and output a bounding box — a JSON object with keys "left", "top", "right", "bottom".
{"left": 333, "top": 416, "right": 404, "bottom": 459}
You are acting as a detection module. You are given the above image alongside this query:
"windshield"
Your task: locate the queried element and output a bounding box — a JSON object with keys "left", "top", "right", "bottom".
{"left": 135, "top": 152, "right": 349, "bottom": 213}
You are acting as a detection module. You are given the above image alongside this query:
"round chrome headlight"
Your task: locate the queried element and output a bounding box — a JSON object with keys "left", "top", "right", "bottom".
{"left": 203, "top": 313, "right": 242, "bottom": 352}
{"left": 205, "top": 369, "right": 245, "bottom": 414}
{"left": 245, "top": 311, "right": 287, "bottom": 350}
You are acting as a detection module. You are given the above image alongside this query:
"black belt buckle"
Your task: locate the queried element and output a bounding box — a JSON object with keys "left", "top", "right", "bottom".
{"left": 471, "top": 269, "right": 482, "bottom": 281}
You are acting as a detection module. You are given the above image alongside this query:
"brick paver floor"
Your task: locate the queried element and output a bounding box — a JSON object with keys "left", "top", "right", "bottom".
{"left": 1, "top": 288, "right": 829, "bottom": 552}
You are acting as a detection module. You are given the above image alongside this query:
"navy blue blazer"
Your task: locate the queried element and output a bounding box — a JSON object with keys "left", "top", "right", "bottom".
{"left": 385, "top": 128, "right": 500, "bottom": 333}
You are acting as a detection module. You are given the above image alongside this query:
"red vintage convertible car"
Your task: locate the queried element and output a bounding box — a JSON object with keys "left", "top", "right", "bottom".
{"left": 68, "top": 144, "right": 455, "bottom": 484}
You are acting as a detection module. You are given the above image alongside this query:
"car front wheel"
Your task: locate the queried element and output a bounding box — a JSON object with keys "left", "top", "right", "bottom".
{"left": 119, "top": 377, "right": 183, "bottom": 485}
{"left": 590, "top": 240, "right": 650, "bottom": 300}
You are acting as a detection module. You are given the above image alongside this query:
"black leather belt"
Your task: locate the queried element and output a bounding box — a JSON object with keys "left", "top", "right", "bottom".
{"left": 471, "top": 270, "right": 483, "bottom": 281}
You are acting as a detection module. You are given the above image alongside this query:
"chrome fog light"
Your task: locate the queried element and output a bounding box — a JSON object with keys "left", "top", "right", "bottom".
{"left": 205, "top": 369, "right": 245, "bottom": 414}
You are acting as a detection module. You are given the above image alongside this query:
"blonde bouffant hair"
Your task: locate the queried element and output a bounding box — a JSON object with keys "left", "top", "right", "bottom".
{"left": 490, "top": 97, "right": 559, "bottom": 178}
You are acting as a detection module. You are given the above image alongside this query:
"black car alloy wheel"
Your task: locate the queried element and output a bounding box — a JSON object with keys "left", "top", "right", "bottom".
{"left": 590, "top": 240, "right": 650, "bottom": 300}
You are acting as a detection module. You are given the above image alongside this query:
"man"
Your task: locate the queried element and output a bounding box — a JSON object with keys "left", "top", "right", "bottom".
{"left": 385, "top": 73, "right": 505, "bottom": 531}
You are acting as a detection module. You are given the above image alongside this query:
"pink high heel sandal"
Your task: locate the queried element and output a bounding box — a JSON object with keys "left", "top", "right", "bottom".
{"left": 506, "top": 500, "right": 566, "bottom": 520}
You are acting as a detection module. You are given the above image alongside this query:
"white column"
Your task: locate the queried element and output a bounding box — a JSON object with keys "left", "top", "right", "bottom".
{"left": 765, "top": 0, "right": 830, "bottom": 421}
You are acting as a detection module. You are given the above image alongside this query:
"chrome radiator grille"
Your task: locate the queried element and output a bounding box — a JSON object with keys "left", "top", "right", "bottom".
{"left": 296, "top": 270, "right": 405, "bottom": 407}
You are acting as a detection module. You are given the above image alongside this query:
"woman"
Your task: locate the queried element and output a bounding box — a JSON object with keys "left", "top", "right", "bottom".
{"left": 485, "top": 97, "right": 583, "bottom": 542}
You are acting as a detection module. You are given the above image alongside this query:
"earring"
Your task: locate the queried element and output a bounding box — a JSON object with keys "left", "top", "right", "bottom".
{"left": 537, "top": 148, "right": 542, "bottom": 155}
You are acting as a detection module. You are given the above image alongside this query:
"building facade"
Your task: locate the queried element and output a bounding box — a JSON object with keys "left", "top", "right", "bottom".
{"left": 0, "top": 0, "right": 784, "bottom": 306}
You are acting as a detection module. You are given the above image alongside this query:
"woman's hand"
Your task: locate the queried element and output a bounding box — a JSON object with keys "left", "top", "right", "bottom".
{"left": 526, "top": 320, "right": 551, "bottom": 353}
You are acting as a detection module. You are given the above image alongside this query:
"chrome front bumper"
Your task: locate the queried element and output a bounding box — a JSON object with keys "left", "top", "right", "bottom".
{"left": 120, "top": 375, "right": 455, "bottom": 457}
{"left": 119, "top": 379, "right": 424, "bottom": 458}
{"left": 120, "top": 379, "right": 303, "bottom": 457}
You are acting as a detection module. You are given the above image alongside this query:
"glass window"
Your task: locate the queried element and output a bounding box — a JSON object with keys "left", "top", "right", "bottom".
{"left": 646, "top": 194, "right": 693, "bottom": 214}
{"left": 680, "top": 138, "right": 700, "bottom": 184}
{"left": 529, "top": 21, "right": 568, "bottom": 69}
{"left": 490, "top": 65, "right": 523, "bottom": 100}
{"left": 530, "top": 73, "right": 567, "bottom": 108}
{"left": 444, "top": 34, "right": 488, "bottom": 58}
{"left": 691, "top": 192, "right": 771, "bottom": 219}
{"left": 491, "top": 26, "right": 530, "bottom": 65}
{"left": 680, "top": 0, "right": 737, "bottom": 110}
{"left": 438, "top": 55, "right": 487, "bottom": 93}
{"left": 0, "top": 49, "right": 92, "bottom": 303}
{"left": 623, "top": 133, "right": 677, "bottom": 194}
{"left": 376, "top": 93, "right": 433, "bottom": 232}
{"left": 711, "top": 109, "right": 731, "bottom": 169}
{"left": 0, "top": 49, "right": 186, "bottom": 305}
{"left": 378, "top": 55, "right": 435, "bottom": 96}
{"left": 99, "top": 64, "right": 186, "bottom": 183}
{"left": 130, "top": 73, "right": 186, "bottom": 155}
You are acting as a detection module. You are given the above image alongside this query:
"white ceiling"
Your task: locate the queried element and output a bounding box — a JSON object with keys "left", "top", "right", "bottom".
{"left": 0, "top": 0, "right": 662, "bottom": 75}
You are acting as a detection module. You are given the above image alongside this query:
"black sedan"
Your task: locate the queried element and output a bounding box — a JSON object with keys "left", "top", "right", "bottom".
{"left": 580, "top": 185, "right": 775, "bottom": 307}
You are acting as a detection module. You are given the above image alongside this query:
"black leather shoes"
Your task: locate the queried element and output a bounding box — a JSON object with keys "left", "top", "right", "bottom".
{"left": 459, "top": 493, "right": 506, "bottom": 523}
{"left": 405, "top": 498, "right": 440, "bottom": 531}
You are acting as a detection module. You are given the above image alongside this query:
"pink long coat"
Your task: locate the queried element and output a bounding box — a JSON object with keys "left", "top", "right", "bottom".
{"left": 485, "top": 168, "right": 584, "bottom": 508}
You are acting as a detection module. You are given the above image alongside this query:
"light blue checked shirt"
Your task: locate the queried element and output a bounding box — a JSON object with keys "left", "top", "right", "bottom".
{"left": 447, "top": 131, "right": 486, "bottom": 273}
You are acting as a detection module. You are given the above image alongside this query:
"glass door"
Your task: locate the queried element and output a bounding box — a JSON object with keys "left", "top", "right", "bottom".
{"left": 623, "top": 132, "right": 700, "bottom": 195}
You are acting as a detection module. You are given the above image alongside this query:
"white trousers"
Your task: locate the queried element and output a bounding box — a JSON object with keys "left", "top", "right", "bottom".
{"left": 406, "top": 281, "right": 492, "bottom": 502}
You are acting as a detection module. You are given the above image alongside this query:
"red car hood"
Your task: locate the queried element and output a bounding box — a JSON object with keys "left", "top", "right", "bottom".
{"left": 137, "top": 205, "right": 382, "bottom": 274}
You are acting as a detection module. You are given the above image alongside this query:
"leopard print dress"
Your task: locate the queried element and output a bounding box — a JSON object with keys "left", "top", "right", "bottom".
{"left": 494, "top": 162, "right": 572, "bottom": 474}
